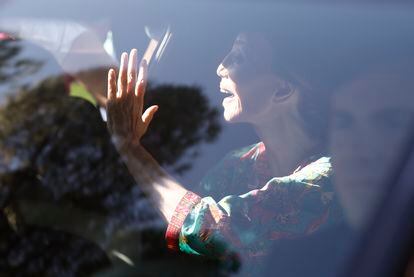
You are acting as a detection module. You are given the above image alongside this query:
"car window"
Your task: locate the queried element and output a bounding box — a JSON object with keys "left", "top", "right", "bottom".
{"left": 0, "top": 0, "right": 413, "bottom": 276}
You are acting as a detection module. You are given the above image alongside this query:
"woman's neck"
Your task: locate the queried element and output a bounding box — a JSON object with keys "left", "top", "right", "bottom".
{"left": 252, "top": 111, "right": 316, "bottom": 177}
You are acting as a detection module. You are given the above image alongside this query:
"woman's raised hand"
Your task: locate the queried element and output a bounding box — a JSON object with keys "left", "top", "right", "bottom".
{"left": 107, "top": 49, "right": 158, "bottom": 150}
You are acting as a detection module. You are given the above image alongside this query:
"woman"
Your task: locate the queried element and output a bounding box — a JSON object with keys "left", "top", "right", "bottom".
{"left": 196, "top": 32, "right": 331, "bottom": 200}
{"left": 106, "top": 33, "right": 342, "bottom": 270}
{"left": 329, "top": 58, "right": 414, "bottom": 277}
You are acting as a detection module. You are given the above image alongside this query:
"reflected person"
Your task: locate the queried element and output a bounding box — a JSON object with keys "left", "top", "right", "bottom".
{"left": 106, "top": 33, "right": 343, "bottom": 271}
{"left": 330, "top": 59, "right": 414, "bottom": 277}
{"left": 331, "top": 60, "right": 414, "bottom": 230}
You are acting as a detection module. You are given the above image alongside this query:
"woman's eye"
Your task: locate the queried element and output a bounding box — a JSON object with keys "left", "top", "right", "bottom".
{"left": 332, "top": 111, "right": 354, "bottom": 130}
{"left": 374, "top": 109, "right": 414, "bottom": 131}
{"left": 227, "top": 50, "right": 244, "bottom": 66}
{"left": 274, "top": 86, "right": 290, "bottom": 97}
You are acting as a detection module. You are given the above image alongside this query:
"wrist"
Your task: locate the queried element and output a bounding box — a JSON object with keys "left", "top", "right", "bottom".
{"left": 111, "top": 135, "right": 141, "bottom": 154}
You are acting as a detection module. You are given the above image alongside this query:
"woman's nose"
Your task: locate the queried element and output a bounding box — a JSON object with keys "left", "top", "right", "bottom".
{"left": 216, "top": 63, "right": 228, "bottom": 78}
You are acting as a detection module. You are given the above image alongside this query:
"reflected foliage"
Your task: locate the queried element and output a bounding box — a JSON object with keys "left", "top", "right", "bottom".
{"left": 0, "top": 39, "right": 42, "bottom": 85}
{"left": 0, "top": 76, "right": 225, "bottom": 275}
{"left": 0, "top": 77, "right": 150, "bottom": 275}
{"left": 143, "top": 83, "right": 221, "bottom": 174}
{"left": 0, "top": 221, "right": 110, "bottom": 276}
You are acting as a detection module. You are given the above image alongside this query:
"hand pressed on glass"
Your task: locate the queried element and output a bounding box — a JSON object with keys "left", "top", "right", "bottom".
{"left": 107, "top": 49, "right": 158, "bottom": 150}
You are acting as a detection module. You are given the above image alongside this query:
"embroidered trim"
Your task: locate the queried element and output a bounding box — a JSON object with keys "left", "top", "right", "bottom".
{"left": 165, "top": 191, "right": 202, "bottom": 251}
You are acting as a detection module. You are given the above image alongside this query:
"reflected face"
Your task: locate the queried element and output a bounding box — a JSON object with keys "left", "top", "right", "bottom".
{"left": 330, "top": 72, "right": 414, "bottom": 229}
{"left": 216, "top": 33, "right": 277, "bottom": 123}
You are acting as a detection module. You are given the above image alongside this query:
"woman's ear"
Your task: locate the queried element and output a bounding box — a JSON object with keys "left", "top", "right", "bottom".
{"left": 272, "top": 81, "right": 295, "bottom": 103}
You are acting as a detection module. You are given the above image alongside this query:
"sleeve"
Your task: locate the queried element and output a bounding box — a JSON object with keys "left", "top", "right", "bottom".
{"left": 165, "top": 158, "right": 340, "bottom": 259}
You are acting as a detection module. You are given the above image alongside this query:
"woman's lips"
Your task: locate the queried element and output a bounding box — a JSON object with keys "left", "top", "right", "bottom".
{"left": 220, "top": 87, "right": 234, "bottom": 96}
{"left": 222, "top": 93, "right": 236, "bottom": 106}
{"left": 220, "top": 88, "right": 235, "bottom": 106}
{"left": 220, "top": 81, "right": 236, "bottom": 104}
{"left": 219, "top": 78, "right": 235, "bottom": 96}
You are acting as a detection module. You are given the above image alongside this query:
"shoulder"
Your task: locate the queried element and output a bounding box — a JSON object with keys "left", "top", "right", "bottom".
{"left": 266, "top": 156, "right": 332, "bottom": 190}
{"left": 291, "top": 156, "right": 332, "bottom": 183}
{"left": 230, "top": 142, "right": 265, "bottom": 160}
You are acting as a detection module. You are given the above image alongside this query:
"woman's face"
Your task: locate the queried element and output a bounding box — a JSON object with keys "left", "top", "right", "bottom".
{"left": 216, "top": 33, "right": 278, "bottom": 123}
{"left": 330, "top": 71, "right": 414, "bottom": 229}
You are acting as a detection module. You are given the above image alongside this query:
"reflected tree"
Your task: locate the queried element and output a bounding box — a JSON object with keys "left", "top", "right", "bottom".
{"left": 0, "top": 75, "right": 227, "bottom": 275}
{"left": 0, "top": 39, "right": 42, "bottom": 85}
{"left": 142, "top": 83, "right": 221, "bottom": 174}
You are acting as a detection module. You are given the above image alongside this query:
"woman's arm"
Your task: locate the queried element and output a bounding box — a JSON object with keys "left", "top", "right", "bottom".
{"left": 117, "top": 144, "right": 187, "bottom": 222}
{"left": 106, "top": 49, "right": 186, "bottom": 222}
{"left": 106, "top": 49, "right": 341, "bottom": 259}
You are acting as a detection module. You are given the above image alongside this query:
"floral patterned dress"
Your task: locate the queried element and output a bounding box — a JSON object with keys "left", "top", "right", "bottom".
{"left": 165, "top": 143, "right": 343, "bottom": 270}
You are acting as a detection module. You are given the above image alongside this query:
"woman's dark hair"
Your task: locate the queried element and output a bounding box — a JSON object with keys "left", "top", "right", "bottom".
{"left": 296, "top": 86, "right": 331, "bottom": 153}
{"left": 238, "top": 6, "right": 414, "bottom": 154}
{"left": 240, "top": 30, "right": 336, "bottom": 152}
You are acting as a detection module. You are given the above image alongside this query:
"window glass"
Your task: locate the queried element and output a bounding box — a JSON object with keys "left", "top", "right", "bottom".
{"left": 0, "top": 0, "right": 413, "bottom": 276}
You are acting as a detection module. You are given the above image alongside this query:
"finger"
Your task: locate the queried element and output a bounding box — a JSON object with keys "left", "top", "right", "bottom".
{"left": 135, "top": 59, "right": 148, "bottom": 114}
{"left": 142, "top": 105, "right": 158, "bottom": 129}
{"left": 117, "top": 52, "right": 128, "bottom": 98}
{"left": 136, "top": 59, "right": 148, "bottom": 96}
{"left": 127, "top": 49, "right": 138, "bottom": 94}
{"left": 107, "top": 68, "right": 117, "bottom": 100}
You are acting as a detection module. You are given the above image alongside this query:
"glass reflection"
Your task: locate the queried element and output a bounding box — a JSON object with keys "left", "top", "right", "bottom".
{"left": 0, "top": 39, "right": 43, "bottom": 89}
{"left": 105, "top": 31, "right": 343, "bottom": 276}
{"left": 331, "top": 60, "right": 414, "bottom": 230}
{"left": 0, "top": 1, "right": 413, "bottom": 276}
{"left": 0, "top": 21, "right": 221, "bottom": 276}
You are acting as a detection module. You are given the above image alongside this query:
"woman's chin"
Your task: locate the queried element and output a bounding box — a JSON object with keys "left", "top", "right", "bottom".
{"left": 223, "top": 110, "right": 242, "bottom": 123}
{"left": 222, "top": 97, "right": 244, "bottom": 122}
{"left": 338, "top": 188, "right": 383, "bottom": 231}
{"left": 223, "top": 105, "right": 245, "bottom": 123}
{"left": 344, "top": 206, "right": 375, "bottom": 231}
